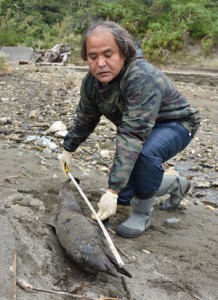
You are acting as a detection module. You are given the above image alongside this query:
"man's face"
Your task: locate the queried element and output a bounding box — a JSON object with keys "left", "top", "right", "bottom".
{"left": 86, "top": 30, "right": 125, "bottom": 83}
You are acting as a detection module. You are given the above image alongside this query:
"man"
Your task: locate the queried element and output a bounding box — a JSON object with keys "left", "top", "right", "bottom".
{"left": 60, "top": 21, "right": 200, "bottom": 238}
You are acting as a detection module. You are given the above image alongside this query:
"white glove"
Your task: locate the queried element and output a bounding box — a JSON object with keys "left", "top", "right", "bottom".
{"left": 93, "top": 190, "right": 118, "bottom": 221}
{"left": 59, "top": 149, "right": 72, "bottom": 175}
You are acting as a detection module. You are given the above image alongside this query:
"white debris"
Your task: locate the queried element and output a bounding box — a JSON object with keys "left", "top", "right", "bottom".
{"left": 165, "top": 218, "right": 180, "bottom": 225}
{"left": 25, "top": 135, "right": 39, "bottom": 142}
{"left": 34, "top": 136, "right": 58, "bottom": 150}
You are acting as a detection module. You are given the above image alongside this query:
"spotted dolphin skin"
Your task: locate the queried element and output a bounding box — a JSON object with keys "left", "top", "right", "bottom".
{"left": 50, "top": 179, "right": 132, "bottom": 278}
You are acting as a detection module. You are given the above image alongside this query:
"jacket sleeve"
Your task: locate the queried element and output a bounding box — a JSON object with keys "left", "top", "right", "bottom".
{"left": 63, "top": 78, "right": 101, "bottom": 152}
{"left": 108, "top": 73, "right": 163, "bottom": 192}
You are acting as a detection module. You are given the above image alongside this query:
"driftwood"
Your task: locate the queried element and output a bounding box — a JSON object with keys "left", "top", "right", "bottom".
{"left": 36, "top": 61, "right": 67, "bottom": 66}
{"left": 16, "top": 278, "right": 118, "bottom": 300}
{"left": 36, "top": 43, "right": 71, "bottom": 66}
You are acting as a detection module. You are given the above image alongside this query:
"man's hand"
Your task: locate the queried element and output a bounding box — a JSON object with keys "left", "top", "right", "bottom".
{"left": 93, "top": 190, "right": 118, "bottom": 221}
{"left": 59, "top": 150, "right": 72, "bottom": 175}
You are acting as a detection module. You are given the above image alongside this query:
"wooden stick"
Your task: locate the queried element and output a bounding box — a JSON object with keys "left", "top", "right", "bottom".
{"left": 67, "top": 171, "right": 124, "bottom": 267}
{"left": 17, "top": 278, "right": 91, "bottom": 298}
{"left": 13, "top": 252, "right": 17, "bottom": 300}
{"left": 17, "top": 278, "right": 118, "bottom": 299}
{"left": 20, "top": 170, "right": 34, "bottom": 181}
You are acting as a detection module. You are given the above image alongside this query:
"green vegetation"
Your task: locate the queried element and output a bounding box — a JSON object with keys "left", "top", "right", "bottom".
{"left": 0, "top": 0, "right": 217, "bottom": 63}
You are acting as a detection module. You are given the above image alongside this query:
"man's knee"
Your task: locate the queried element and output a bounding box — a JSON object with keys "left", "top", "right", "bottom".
{"left": 131, "top": 153, "right": 164, "bottom": 196}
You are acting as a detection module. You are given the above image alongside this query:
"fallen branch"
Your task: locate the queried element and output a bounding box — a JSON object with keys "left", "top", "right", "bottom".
{"left": 115, "top": 245, "right": 136, "bottom": 263}
{"left": 17, "top": 278, "right": 118, "bottom": 300}
{"left": 36, "top": 62, "right": 66, "bottom": 66}
{"left": 20, "top": 170, "right": 34, "bottom": 181}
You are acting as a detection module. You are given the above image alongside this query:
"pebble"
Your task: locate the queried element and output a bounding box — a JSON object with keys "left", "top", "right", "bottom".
{"left": 48, "top": 120, "right": 67, "bottom": 132}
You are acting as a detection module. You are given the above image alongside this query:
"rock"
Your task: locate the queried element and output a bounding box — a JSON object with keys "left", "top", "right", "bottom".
{"left": 29, "top": 110, "right": 39, "bottom": 119}
{"left": 55, "top": 130, "right": 68, "bottom": 137}
{"left": 0, "top": 117, "right": 12, "bottom": 124}
{"left": 211, "top": 180, "right": 218, "bottom": 187}
{"left": 48, "top": 121, "right": 67, "bottom": 133}
{"left": 195, "top": 181, "right": 211, "bottom": 188}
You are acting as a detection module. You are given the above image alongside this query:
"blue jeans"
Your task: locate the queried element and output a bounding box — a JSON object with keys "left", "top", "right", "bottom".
{"left": 118, "top": 121, "right": 192, "bottom": 205}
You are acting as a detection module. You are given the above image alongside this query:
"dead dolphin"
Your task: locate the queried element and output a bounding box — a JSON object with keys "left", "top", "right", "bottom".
{"left": 45, "top": 179, "right": 132, "bottom": 278}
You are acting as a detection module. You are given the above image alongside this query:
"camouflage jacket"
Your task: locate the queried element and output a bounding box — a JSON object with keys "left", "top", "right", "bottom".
{"left": 64, "top": 56, "right": 200, "bottom": 192}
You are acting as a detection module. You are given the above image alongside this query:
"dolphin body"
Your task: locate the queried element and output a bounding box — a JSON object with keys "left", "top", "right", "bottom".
{"left": 46, "top": 179, "right": 132, "bottom": 278}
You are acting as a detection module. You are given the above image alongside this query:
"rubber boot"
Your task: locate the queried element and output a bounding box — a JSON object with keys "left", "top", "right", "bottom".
{"left": 116, "top": 196, "right": 155, "bottom": 238}
{"left": 157, "top": 174, "right": 191, "bottom": 211}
